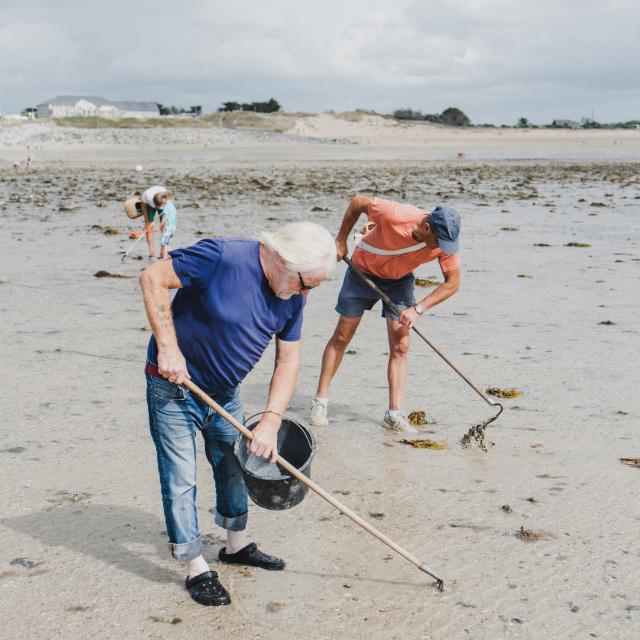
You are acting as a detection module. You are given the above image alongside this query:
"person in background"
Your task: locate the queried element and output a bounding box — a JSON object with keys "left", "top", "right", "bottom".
{"left": 159, "top": 201, "right": 178, "bottom": 260}
{"left": 140, "top": 185, "right": 173, "bottom": 258}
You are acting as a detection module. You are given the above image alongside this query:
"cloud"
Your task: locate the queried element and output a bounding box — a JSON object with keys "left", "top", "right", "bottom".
{"left": 0, "top": 0, "right": 638, "bottom": 123}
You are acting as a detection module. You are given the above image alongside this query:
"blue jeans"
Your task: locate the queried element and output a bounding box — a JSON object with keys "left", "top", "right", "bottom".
{"left": 146, "top": 372, "right": 247, "bottom": 561}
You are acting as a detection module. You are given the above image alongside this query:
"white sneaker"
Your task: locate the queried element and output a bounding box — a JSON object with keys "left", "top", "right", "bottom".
{"left": 309, "top": 397, "right": 329, "bottom": 427}
{"left": 383, "top": 410, "right": 418, "bottom": 435}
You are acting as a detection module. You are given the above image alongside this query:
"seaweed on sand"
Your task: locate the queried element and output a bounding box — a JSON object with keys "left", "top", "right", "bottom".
{"left": 408, "top": 410, "right": 436, "bottom": 425}
{"left": 415, "top": 277, "right": 440, "bottom": 287}
{"left": 94, "top": 270, "right": 135, "bottom": 279}
{"left": 486, "top": 387, "right": 522, "bottom": 398}
{"left": 516, "top": 526, "right": 555, "bottom": 542}
{"left": 399, "top": 438, "right": 447, "bottom": 450}
{"left": 460, "top": 416, "right": 496, "bottom": 451}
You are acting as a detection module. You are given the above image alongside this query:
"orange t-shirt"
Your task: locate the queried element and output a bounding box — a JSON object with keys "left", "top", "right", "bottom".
{"left": 352, "top": 198, "right": 460, "bottom": 280}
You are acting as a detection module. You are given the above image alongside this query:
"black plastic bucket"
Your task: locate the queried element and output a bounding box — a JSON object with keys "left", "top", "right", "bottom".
{"left": 234, "top": 417, "right": 316, "bottom": 510}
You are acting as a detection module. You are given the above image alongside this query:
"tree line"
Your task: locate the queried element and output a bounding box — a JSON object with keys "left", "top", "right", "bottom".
{"left": 392, "top": 107, "right": 470, "bottom": 127}
{"left": 157, "top": 104, "right": 202, "bottom": 116}
{"left": 218, "top": 99, "right": 281, "bottom": 113}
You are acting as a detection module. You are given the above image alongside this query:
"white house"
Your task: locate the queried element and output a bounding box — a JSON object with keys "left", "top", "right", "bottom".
{"left": 551, "top": 119, "right": 581, "bottom": 129}
{"left": 36, "top": 95, "right": 159, "bottom": 118}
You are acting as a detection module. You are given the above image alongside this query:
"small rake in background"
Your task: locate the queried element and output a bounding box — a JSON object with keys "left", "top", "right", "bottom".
{"left": 121, "top": 228, "right": 150, "bottom": 261}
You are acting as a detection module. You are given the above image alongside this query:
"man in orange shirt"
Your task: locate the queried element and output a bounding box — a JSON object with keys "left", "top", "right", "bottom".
{"left": 310, "top": 195, "right": 461, "bottom": 433}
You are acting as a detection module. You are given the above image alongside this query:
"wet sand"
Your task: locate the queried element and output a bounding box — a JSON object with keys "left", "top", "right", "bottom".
{"left": 1, "top": 128, "right": 640, "bottom": 639}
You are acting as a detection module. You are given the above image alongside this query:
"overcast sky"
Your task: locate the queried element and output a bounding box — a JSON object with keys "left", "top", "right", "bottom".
{"left": 1, "top": 0, "right": 638, "bottom": 124}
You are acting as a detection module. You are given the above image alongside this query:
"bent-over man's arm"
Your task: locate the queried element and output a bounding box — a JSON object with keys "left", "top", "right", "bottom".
{"left": 139, "top": 259, "right": 190, "bottom": 384}
{"left": 335, "top": 194, "right": 371, "bottom": 260}
{"left": 249, "top": 338, "right": 300, "bottom": 463}
{"left": 417, "top": 268, "right": 460, "bottom": 311}
{"left": 398, "top": 268, "right": 461, "bottom": 329}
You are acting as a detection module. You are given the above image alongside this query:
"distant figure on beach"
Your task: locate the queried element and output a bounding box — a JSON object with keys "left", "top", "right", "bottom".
{"left": 139, "top": 222, "right": 335, "bottom": 607}
{"left": 140, "top": 185, "right": 174, "bottom": 258}
{"left": 158, "top": 201, "right": 178, "bottom": 260}
{"left": 310, "top": 196, "right": 461, "bottom": 434}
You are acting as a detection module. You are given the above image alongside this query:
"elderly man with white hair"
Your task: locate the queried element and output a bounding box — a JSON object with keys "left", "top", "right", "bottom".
{"left": 139, "top": 222, "right": 335, "bottom": 607}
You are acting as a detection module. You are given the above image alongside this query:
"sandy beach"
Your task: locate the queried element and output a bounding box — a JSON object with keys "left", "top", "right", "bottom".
{"left": 1, "top": 117, "right": 639, "bottom": 640}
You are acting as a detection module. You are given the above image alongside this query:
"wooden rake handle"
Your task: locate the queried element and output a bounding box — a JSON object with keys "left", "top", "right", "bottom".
{"left": 182, "top": 378, "right": 444, "bottom": 590}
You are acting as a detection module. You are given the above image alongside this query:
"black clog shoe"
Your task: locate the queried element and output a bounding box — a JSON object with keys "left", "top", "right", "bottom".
{"left": 218, "top": 542, "right": 285, "bottom": 571}
{"left": 185, "top": 570, "right": 231, "bottom": 606}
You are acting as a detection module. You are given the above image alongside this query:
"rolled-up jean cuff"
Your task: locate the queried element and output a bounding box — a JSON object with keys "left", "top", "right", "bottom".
{"left": 169, "top": 536, "right": 203, "bottom": 561}
{"left": 215, "top": 510, "right": 248, "bottom": 531}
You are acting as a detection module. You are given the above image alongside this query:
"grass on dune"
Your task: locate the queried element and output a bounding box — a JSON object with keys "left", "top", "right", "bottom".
{"left": 51, "top": 112, "right": 297, "bottom": 132}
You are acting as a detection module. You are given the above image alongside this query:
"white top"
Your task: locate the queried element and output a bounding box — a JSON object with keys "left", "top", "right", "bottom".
{"left": 142, "top": 185, "right": 168, "bottom": 209}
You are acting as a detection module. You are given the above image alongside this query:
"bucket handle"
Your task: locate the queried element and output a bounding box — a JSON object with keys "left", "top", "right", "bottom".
{"left": 243, "top": 411, "right": 314, "bottom": 451}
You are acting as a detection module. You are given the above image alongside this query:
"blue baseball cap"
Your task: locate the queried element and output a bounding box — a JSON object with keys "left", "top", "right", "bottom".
{"left": 428, "top": 205, "right": 461, "bottom": 254}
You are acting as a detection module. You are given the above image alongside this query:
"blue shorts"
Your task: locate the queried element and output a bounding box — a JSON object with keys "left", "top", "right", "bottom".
{"left": 336, "top": 267, "right": 415, "bottom": 321}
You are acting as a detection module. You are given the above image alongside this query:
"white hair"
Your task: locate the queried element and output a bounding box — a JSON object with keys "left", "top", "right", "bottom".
{"left": 261, "top": 221, "right": 336, "bottom": 277}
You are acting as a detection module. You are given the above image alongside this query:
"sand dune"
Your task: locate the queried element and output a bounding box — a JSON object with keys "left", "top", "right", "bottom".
{"left": 2, "top": 113, "right": 640, "bottom": 163}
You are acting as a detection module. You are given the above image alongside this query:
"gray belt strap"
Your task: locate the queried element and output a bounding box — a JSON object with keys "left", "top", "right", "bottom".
{"left": 357, "top": 240, "right": 426, "bottom": 256}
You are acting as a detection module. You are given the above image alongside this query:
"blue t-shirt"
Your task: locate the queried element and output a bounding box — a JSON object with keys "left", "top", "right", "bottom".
{"left": 147, "top": 238, "right": 305, "bottom": 392}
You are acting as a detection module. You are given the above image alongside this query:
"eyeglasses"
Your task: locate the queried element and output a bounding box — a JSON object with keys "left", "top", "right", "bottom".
{"left": 297, "top": 272, "right": 318, "bottom": 291}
